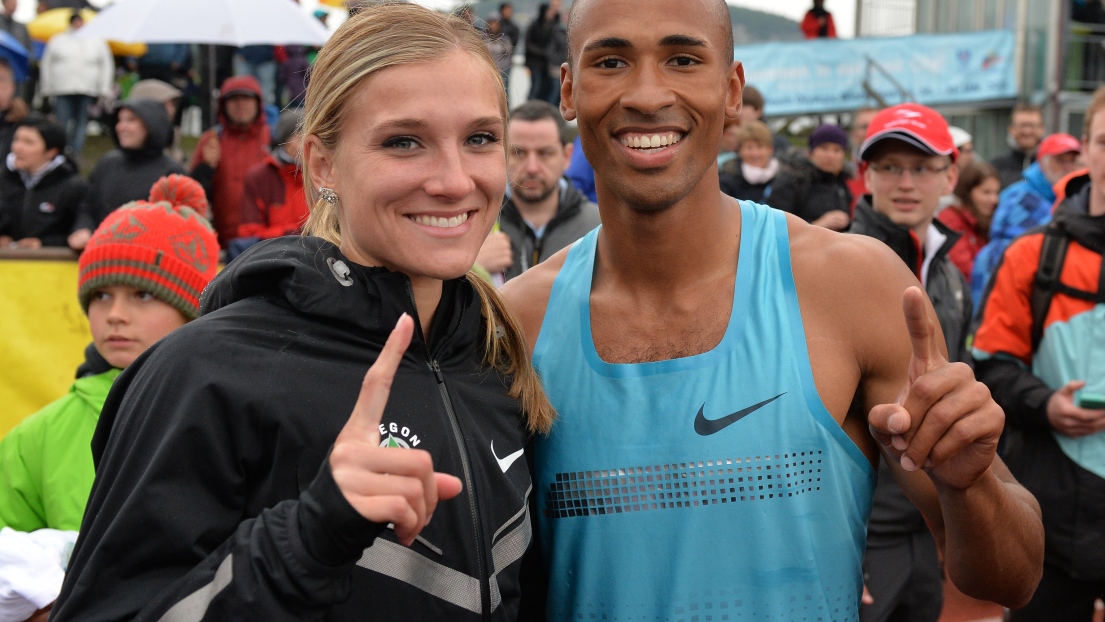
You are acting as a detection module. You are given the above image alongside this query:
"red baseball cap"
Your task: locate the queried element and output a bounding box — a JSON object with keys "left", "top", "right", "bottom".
{"left": 858, "top": 103, "right": 958, "bottom": 162}
{"left": 1036, "top": 133, "right": 1082, "bottom": 159}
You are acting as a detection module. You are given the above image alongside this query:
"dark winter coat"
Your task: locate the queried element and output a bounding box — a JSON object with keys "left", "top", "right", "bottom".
{"left": 849, "top": 198, "right": 971, "bottom": 364}
{"left": 990, "top": 146, "right": 1035, "bottom": 190}
{"left": 500, "top": 179, "right": 600, "bottom": 281}
{"left": 52, "top": 236, "right": 534, "bottom": 621}
{"left": 719, "top": 157, "right": 776, "bottom": 204}
{"left": 0, "top": 155, "right": 86, "bottom": 246}
{"left": 849, "top": 197, "right": 972, "bottom": 546}
{"left": 767, "top": 157, "right": 852, "bottom": 225}
{"left": 75, "top": 98, "right": 184, "bottom": 232}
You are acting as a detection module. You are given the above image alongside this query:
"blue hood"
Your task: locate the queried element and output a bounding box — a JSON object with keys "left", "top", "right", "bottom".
{"left": 1021, "top": 162, "right": 1056, "bottom": 203}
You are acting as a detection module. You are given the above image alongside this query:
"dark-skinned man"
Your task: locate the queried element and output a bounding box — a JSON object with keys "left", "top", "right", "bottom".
{"left": 504, "top": 0, "right": 1044, "bottom": 619}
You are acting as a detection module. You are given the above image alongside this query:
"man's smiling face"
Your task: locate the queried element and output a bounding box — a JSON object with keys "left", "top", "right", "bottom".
{"left": 561, "top": 0, "right": 742, "bottom": 213}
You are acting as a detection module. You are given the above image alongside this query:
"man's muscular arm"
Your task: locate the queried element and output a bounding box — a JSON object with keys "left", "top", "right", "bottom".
{"left": 863, "top": 282, "right": 1043, "bottom": 608}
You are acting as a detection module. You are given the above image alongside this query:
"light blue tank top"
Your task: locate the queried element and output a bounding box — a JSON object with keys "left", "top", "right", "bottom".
{"left": 532, "top": 201, "right": 876, "bottom": 621}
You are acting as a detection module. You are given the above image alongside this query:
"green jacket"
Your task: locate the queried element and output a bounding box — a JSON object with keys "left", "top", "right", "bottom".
{"left": 0, "top": 368, "right": 120, "bottom": 531}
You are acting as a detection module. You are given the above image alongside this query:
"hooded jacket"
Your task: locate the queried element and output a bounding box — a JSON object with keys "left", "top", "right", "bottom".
{"left": 190, "top": 75, "right": 271, "bottom": 244}
{"left": 0, "top": 344, "right": 119, "bottom": 532}
{"left": 0, "top": 153, "right": 87, "bottom": 246}
{"left": 766, "top": 157, "right": 852, "bottom": 226}
{"left": 972, "top": 173, "right": 1105, "bottom": 580}
{"left": 237, "top": 153, "right": 309, "bottom": 240}
{"left": 971, "top": 162, "right": 1057, "bottom": 306}
{"left": 936, "top": 203, "right": 987, "bottom": 283}
{"left": 52, "top": 237, "right": 533, "bottom": 622}
{"left": 850, "top": 198, "right": 972, "bottom": 544}
{"left": 499, "top": 179, "right": 600, "bottom": 281}
{"left": 75, "top": 98, "right": 184, "bottom": 232}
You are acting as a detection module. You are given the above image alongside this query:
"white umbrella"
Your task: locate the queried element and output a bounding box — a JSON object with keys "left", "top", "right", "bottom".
{"left": 76, "top": 0, "right": 329, "bottom": 47}
{"left": 75, "top": 0, "right": 329, "bottom": 129}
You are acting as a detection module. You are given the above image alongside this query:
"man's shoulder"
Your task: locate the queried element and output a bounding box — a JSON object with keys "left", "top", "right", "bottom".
{"left": 787, "top": 214, "right": 919, "bottom": 318}
{"left": 501, "top": 247, "right": 572, "bottom": 354}
{"left": 788, "top": 214, "right": 905, "bottom": 279}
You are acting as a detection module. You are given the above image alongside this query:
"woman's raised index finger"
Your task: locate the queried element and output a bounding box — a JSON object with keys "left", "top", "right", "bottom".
{"left": 344, "top": 314, "right": 415, "bottom": 442}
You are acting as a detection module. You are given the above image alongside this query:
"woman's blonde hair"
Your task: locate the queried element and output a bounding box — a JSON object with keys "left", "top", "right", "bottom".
{"left": 300, "top": 2, "right": 554, "bottom": 434}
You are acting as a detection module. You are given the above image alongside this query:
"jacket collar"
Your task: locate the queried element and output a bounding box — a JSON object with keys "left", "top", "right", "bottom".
{"left": 851, "top": 197, "right": 961, "bottom": 279}
{"left": 1054, "top": 179, "right": 1105, "bottom": 255}
{"left": 200, "top": 236, "right": 477, "bottom": 351}
{"left": 500, "top": 177, "right": 587, "bottom": 233}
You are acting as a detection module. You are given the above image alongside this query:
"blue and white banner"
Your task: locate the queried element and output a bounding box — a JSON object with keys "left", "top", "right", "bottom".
{"left": 735, "top": 30, "right": 1017, "bottom": 115}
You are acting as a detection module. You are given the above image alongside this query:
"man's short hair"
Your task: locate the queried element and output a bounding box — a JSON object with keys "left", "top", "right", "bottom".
{"left": 510, "top": 99, "right": 570, "bottom": 145}
{"left": 742, "top": 85, "right": 764, "bottom": 114}
{"left": 566, "top": 0, "right": 734, "bottom": 68}
{"left": 1084, "top": 85, "right": 1105, "bottom": 139}
{"left": 499, "top": 2, "right": 512, "bottom": 11}
{"left": 1011, "top": 102, "right": 1043, "bottom": 120}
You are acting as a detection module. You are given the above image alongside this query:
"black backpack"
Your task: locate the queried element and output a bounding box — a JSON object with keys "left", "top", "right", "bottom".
{"left": 1028, "top": 221, "right": 1105, "bottom": 350}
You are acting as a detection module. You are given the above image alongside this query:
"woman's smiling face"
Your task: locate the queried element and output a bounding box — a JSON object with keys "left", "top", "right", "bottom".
{"left": 309, "top": 50, "right": 507, "bottom": 282}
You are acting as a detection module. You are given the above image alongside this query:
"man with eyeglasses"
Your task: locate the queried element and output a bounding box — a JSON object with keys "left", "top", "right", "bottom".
{"left": 991, "top": 103, "right": 1045, "bottom": 190}
{"left": 848, "top": 102, "right": 972, "bottom": 622}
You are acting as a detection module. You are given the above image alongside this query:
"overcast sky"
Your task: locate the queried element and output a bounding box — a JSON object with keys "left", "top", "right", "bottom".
{"left": 728, "top": 0, "right": 856, "bottom": 39}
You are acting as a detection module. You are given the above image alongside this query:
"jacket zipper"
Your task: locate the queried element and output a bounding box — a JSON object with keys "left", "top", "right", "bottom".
{"left": 405, "top": 281, "right": 491, "bottom": 619}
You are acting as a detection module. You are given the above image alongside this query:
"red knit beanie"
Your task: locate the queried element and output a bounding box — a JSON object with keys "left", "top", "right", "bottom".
{"left": 149, "top": 174, "right": 210, "bottom": 219}
{"left": 78, "top": 200, "right": 220, "bottom": 320}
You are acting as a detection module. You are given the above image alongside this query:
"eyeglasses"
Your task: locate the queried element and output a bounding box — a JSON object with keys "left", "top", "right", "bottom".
{"left": 870, "top": 163, "right": 951, "bottom": 180}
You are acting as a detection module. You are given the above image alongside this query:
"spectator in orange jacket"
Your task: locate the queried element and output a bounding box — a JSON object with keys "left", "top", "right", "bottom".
{"left": 189, "top": 75, "right": 270, "bottom": 245}
{"left": 233, "top": 110, "right": 307, "bottom": 257}
{"left": 801, "top": 0, "right": 837, "bottom": 39}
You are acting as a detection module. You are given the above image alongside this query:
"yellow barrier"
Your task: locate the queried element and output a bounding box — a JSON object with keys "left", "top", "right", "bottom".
{"left": 0, "top": 257, "right": 90, "bottom": 437}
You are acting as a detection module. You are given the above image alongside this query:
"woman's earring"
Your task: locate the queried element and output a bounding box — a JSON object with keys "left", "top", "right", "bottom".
{"left": 319, "top": 187, "right": 339, "bottom": 204}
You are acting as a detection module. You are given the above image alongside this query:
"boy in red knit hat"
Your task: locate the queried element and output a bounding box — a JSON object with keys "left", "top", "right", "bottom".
{"left": 0, "top": 197, "right": 217, "bottom": 622}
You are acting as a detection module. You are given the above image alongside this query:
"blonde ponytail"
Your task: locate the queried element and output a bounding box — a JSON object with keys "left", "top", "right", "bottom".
{"left": 302, "top": 197, "right": 341, "bottom": 246}
{"left": 467, "top": 273, "right": 556, "bottom": 435}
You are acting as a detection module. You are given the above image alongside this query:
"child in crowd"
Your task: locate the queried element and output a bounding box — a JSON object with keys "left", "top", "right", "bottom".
{"left": 0, "top": 189, "right": 217, "bottom": 622}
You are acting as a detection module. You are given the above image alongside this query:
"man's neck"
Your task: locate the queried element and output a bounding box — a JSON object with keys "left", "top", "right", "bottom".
{"left": 513, "top": 187, "right": 560, "bottom": 230}
{"left": 594, "top": 176, "right": 740, "bottom": 291}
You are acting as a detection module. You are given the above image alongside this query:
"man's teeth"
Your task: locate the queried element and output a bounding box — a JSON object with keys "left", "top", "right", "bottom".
{"left": 620, "top": 132, "right": 683, "bottom": 149}
{"left": 413, "top": 213, "right": 469, "bottom": 228}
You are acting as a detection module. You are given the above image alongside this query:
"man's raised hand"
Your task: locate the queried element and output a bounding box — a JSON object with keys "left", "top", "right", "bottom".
{"left": 329, "top": 313, "right": 463, "bottom": 546}
{"left": 868, "top": 287, "right": 1004, "bottom": 490}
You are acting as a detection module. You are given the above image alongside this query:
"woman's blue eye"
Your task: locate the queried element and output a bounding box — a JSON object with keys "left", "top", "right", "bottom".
{"left": 469, "top": 133, "right": 501, "bottom": 146}
{"left": 384, "top": 137, "right": 418, "bottom": 149}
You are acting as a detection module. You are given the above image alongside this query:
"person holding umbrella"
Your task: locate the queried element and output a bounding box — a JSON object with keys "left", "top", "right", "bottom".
{"left": 51, "top": 4, "right": 553, "bottom": 621}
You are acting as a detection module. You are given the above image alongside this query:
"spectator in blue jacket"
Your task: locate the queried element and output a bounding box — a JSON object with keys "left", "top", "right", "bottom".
{"left": 971, "top": 133, "right": 1083, "bottom": 305}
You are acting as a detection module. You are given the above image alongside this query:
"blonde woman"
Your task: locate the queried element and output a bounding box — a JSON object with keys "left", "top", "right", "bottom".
{"left": 51, "top": 4, "right": 552, "bottom": 621}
